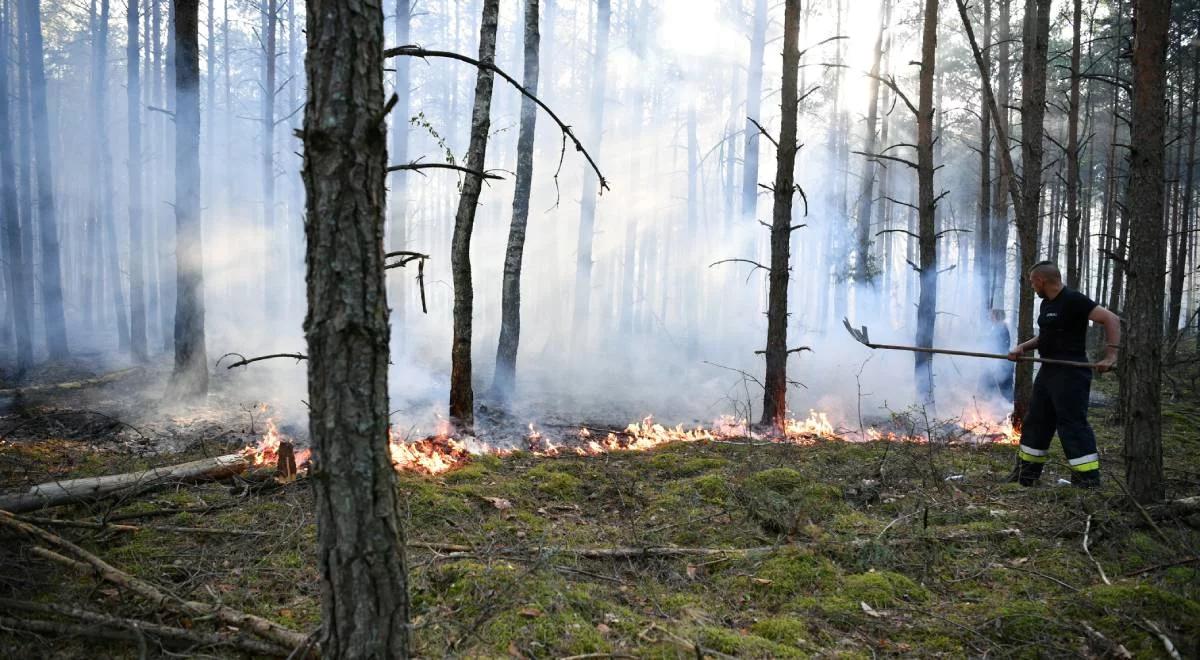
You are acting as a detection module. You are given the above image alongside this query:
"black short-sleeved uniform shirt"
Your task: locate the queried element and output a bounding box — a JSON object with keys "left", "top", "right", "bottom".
{"left": 1036, "top": 287, "right": 1098, "bottom": 362}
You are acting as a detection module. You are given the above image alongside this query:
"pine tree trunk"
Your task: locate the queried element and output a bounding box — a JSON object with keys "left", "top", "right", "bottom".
{"left": 571, "top": 0, "right": 609, "bottom": 339}
{"left": 760, "top": 0, "right": 801, "bottom": 429}
{"left": 914, "top": 0, "right": 939, "bottom": 405}
{"left": 94, "top": 0, "right": 130, "bottom": 352}
{"left": 1168, "top": 40, "right": 1197, "bottom": 356}
{"left": 261, "top": 0, "right": 276, "bottom": 313}
{"left": 0, "top": 0, "right": 32, "bottom": 371}
{"left": 990, "top": 0, "right": 1011, "bottom": 310}
{"left": 144, "top": 0, "right": 159, "bottom": 345}
{"left": 127, "top": 0, "right": 147, "bottom": 361}
{"left": 448, "top": 0, "right": 500, "bottom": 430}
{"left": 169, "top": 0, "right": 207, "bottom": 399}
{"left": 686, "top": 103, "right": 700, "bottom": 356}
{"left": 976, "top": 0, "right": 992, "bottom": 309}
{"left": 161, "top": 0, "right": 177, "bottom": 353}
{"left": 854, "top": 0, "right": 887, "bottom": 301}
{"left": 1065, "top": 0, "right": 1083, "bottom": 285}
{"left": 389, "top": 0, "right": 411, "bottom": 323}
{"left": 741, "top": 0, "right": 767, "bottom": 222}
{"left": 1012, "top": 0, "right": 1052, "bottom": 425}
{"left": 19, "top": 0, "right": 69, "bottom": 358}
{"left": 301, "top": 0, "right": 409, "bottom": 652}
{"left": 493, "top": 0, "right": 539, "bottom": 400}
{"left": 1121, "top": 0, "right": 1170, "bottom": 504}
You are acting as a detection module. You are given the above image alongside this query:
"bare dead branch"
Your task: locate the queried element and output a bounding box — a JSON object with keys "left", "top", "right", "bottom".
{"left": 877, "top": 228, "right": 920, "bottom": 240}
{"left": 709, "top": 258, "right": 769, "bottom": 273}
{"left": 853, "top": 150, "right": 919, "bottom": 169}
{"left": 385, "top": 45, "right": 608, "bottom": 191}
{"left": 387, "top": 162, "right": 503, "bottom": 180}
{"left": 747, "top": 117, "right": 778, "bottom": 149}
{"left": 219, "top": 353, "right": 308, "bottom": 369}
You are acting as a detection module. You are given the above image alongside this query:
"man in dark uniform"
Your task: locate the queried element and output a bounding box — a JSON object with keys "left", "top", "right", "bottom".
{"left": 1006, "top": 262, "right": 1120, "bottom": 488}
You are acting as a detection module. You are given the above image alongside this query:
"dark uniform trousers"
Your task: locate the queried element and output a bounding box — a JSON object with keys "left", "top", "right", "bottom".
{"left": 1017, "top": 365, "right": 1100, "bottom": 473}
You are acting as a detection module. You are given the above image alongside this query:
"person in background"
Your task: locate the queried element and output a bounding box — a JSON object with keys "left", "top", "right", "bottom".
{"left": 985, "top": 309, "right": 1014, "bottom": 403}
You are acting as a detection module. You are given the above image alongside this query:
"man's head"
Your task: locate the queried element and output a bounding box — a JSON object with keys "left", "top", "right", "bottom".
{"left": 1028, "top": 261, "right": 1063, "bottom": 299}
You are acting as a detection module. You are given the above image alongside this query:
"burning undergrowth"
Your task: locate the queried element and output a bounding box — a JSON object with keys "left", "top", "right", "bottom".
{"left": 241, "top": 408, "right": 1019, "bottom": 477}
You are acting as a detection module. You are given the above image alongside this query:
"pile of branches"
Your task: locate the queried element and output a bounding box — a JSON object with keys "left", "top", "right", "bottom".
{"left": 0, "top": 448, "right": 312, "bottom": 657}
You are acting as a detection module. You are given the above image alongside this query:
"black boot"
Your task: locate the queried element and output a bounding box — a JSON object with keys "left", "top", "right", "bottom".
{"left": 1005, "top": 459, "right": 1043, "bottom": 487}
{"left": 1070, "top": 470, "right": 1101, "bottom": 489}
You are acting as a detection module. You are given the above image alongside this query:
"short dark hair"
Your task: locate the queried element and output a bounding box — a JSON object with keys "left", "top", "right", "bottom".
{"left": 1029, "top": 261, "right": 1061, "bottom": 282}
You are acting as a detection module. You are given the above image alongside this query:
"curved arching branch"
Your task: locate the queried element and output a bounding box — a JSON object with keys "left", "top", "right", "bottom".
{"left": 384, "top": 45, "right": 609, "bottom": 192}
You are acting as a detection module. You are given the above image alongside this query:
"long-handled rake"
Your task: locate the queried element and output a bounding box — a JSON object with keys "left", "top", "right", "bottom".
{"left": 842, "top": 318, "right": 1111, "bottom": 370}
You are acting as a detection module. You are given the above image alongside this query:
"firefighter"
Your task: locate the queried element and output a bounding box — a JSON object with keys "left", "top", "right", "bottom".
{"left": 1005, "top": 261, "right": 1120, "bottom": 488}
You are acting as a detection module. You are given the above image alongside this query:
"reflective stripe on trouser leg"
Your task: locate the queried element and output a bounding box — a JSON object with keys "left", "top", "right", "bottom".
{"left": 1019, "top": 445, "right": 1049, "bottom": 463}
{"left": 1019, "top": 370, "right": 1056, "bottom": 463}
{"left": 1068, "top": 453, "right": 1100, "bottom": 472}
{"left": 1049, "top": 366, "right": 1099, "bottom": 473}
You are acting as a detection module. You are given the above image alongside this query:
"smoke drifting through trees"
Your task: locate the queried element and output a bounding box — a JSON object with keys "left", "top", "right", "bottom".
{"left": 0, "top": 0, "right": 1193, "bottom": 448}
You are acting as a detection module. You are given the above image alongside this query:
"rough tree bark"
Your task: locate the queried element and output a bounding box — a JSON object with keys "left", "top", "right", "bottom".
{"left": 448, "top": 0, "right": 500, "bottom": 430}
{"left": 303, "top": 0, "right": 411, "bottom": 652}
{"left": 741, "top": 0, "right": 768, "bottom": 223}
{"left": 168, "top": 0, "right": 207, "bottom": 400}
{"left": 19, "top": 0, "right": 69, "bottom": 358}
{"left": 760, "top": 0, "right": 801, "bottom": 429}
{"left": 914, "top": 0, "right": 939, "bottom": 405}
{"left": 1065, "top": 0, "right": 1083, "bottom": 285}
{"left": 493, "top": 0, "right": 539, "bottom": 401}
{"left": 1013, "top": 0, "right": 1052, "bottom": 424}
{"left": 571, "top": 0, "right": 609, "bottom": 338}
{"left": 128, "top": 0, "right": 147, "bottom": 361}
{"left": 1121, "top": 0, "right": 1170, "bottom": 504}
{"left": 0, "top": 0, "right": 32, "bottom": 371}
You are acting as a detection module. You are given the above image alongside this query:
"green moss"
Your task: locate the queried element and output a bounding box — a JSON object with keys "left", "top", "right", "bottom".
{"left": 443, "top": 461, "right": 490, "bottom": 483}
{"left": 485, "top": 608, "right": 610, "bottom": 656}
{"left": 989, "top": 600, "right": 1057, "bottom": 643}
{"left": 649, "top": 453, "right": 728, "bottom": 477}
{"left": 1080, "top": 583, "right": 1200, "bottom": 634}
{"left": 691, "top": 474, "right": 731, "bottom": 503}
{"left": 526, "top": 464, "right": 584, "bottom": 499}
{"left": 751, "top": 616, "right": 812, "bottom": 647}
{"left": 698, "top": 626, "right": 806, "bottom": 658}
{"left": 741, "top": 468, "right": 848, "bottom": 531}
{"left": 841, "top": 570, "right": 930, "bottom": 608}
{"left": 744, "top": 467, "right": 807, "bottom": 493}
{"left": 724, "top": 548, "right": 841, "bottom": 605}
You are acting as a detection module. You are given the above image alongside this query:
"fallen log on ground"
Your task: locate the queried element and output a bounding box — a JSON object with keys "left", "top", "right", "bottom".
{"left": 0, "top": 368, "right": 142, "bottom": 397}
{"left": 17, "top": 515, "right": 267, "bottom": 536}
{"left": 0, "top": 454, "right": 249, "bottom": 514}
{"left": 0, "top": 599, "right": 289, "bottom": 656}
{"left": 0, "top": 510, "right": 311, "bottom": 653}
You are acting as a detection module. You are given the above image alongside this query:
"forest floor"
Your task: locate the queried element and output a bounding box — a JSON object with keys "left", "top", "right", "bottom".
{"left": 0, "top": 356, "right": 1198, "bottom": 658}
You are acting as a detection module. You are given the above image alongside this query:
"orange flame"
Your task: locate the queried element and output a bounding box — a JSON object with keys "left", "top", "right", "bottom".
{"left": 241, "top": 408, "right": 1018, "bottom": 478}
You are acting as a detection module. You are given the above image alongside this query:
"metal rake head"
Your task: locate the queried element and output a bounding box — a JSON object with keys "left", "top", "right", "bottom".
{"left": 842, "top": 317, "right": 871, "bottom": 346}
